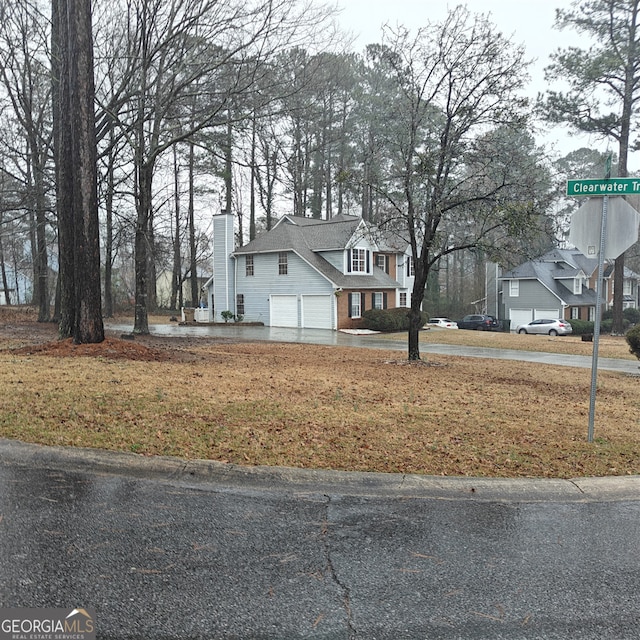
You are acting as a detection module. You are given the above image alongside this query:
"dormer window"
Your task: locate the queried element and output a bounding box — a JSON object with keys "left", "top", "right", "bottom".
{"left": 573, "top": 277, "right": 581, "bottom": 295}
{"left": 348, "top": 248, "right": 369, "bottom": 273}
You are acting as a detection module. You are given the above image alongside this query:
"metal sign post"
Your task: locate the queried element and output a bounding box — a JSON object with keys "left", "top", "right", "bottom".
{"left": 567, "top": 157, "right": 640, "bottom": 442}
{"left": 587, "top": 194, "right": 608, "bottom": 443}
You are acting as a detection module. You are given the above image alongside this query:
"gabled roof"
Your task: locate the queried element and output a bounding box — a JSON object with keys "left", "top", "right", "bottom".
{"left": 237, "top": 214, "right": 365, "bottom": 255}
{"left": 502, "top": 248, "right": 599, "bottom": 280}
{"left": 234, "top": 214, "right": 403, "bottom": 290}
{"left": 501, "top": 249, "right": 599, "bottom": 306}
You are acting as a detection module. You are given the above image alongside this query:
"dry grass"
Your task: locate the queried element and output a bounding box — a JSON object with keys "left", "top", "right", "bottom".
{"left": 0, "top": 311, "right": 639, "bottom": 478}
{"left": 382, "top": 326, "right": 636, "bottom": 360}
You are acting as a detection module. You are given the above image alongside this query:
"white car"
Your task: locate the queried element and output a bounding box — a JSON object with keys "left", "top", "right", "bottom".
{"left": 516, "top": 318, "right": 573, "bottom": 336}
{"left": 427, "top": 317, "right": 459, "bottom": 329}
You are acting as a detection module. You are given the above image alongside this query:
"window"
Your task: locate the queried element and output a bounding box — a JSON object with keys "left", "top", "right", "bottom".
{"left": 376, "top": 254, "right": 389, "bottom": 274}
{"left": 509, "top": 280, "right": 519, "bottom": 297}
{"left": 573, "top": 277, "right": 581, "bottom": 295}
{"left": 350, "top": 248, "right": 368, "bottom": 273}
{"left": 349, "top": 292, "right": 362, "bottom": 318}
{"left": 278, "top": 252, "right": 288, "bottom": 275}
{"left": 373, "top": 292, "right": 384, "bottom": 310}
{"left": 399, "top": 292, "right": 407, "bottom": 307}
{"left": 236, "top": 294, "right": 245, "bottom": 316}
{"left": 624, "top": 279, "right": 632, "bottom": 296}
{"left": 245, "top": 255, "right": 254, "bottom": 276}
{"left": 406, "top": 256, "right": 415, "bottom": 277}
{"left": 588, "top": 307, "right": 595, "bottom": 322}
{"left": 571, "top": 307, "right": 580, "bottom": 320}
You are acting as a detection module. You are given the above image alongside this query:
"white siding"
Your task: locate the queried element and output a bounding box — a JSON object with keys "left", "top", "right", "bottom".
{"left": 236, "top": 252, "right": 333, "bottom": 326}
{"left": 212, "top": 214, "right": 235, "bottom": 321}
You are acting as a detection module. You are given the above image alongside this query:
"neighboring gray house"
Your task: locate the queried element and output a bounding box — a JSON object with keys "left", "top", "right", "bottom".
{"left": 204, "top": 213, "right": 415, "bottom": 330}
{"left": 497, "top": 248, "right": 639, "bottom": 329}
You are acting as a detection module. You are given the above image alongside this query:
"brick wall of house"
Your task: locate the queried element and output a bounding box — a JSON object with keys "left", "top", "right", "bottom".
{"left": 336, "top": 289, "right": 397, "bottom": 330}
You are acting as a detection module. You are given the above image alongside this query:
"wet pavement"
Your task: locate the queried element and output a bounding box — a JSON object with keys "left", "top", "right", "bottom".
{"left": 108, "top": 322, "right": 640, "bottom": 374}
{"left": 1, "top": 441, "right": 640, "bottom": 639}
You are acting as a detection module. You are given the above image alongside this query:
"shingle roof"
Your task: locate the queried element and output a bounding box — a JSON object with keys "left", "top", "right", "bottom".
{"left": 236, "top": 215, "right": 365, "bottom": 254}
{"left": 501, "top": 249, "right": 599, "bottom": 306}
{"left": 234, "top": 214, "right": 403, "bottom": 289}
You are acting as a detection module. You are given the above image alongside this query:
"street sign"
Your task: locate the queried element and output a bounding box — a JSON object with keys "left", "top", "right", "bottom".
{"left": 569, "top": 197, "right": 640, "bottom": 259}
{"left": 567, "top": 177, "right": 640, "bottom": 196}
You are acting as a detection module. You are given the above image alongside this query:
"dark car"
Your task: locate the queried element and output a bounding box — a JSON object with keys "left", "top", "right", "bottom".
{"left": 457, "top": 314, "right": 501, "bottom": 331}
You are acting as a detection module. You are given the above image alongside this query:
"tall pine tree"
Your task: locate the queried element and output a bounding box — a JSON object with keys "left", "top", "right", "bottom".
{"left": 52, "top": 0, "right": 104, "bottom": 343}
{"left": 544, "top": 0, "right": 640, "bottom": 335}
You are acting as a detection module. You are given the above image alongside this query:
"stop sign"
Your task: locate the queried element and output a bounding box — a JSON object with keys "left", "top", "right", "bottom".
{"left": 569, "top": 197, "right": 640, "bottom": 259}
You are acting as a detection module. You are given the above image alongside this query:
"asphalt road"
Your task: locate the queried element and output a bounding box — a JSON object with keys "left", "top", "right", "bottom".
{"left": 1, "top": 441, "right": 640, "bottom": 640}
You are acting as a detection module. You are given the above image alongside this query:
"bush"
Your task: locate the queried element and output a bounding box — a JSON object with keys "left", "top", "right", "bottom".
{"left": 362, "top": 307, "right": 428, "bottom": 332}
{"left": 567, "top": 319, "right": 594, "bottom": 336}
{"left": 602, "top": 308, "right": 637, "bottom": 327}
{"left": 624, "top": 307, "right": 640, "bottom": 325}
{"left": 600, "top": 318, "right": 613, "bottom": 334}
{"left": 627, "top": 323, "right": 640, "bottom": 359}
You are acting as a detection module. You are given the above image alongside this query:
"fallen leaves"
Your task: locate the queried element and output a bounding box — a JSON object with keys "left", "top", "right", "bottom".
{"left": 0, "top": 319, "right": 639, "bottom": 478}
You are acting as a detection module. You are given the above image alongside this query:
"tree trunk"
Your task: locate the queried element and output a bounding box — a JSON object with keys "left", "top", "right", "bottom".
{"left": 104, "top": 126, "right": 115, "bottom": 318}
{"left": 407, "top": 258, "right": 429, "bottom": 360}
{"left": 407, "top": 304, "right": 422, "bottom": 361}
{"left": 188, "top": 142, "right": 198, "bottom": 306}
{"left": 52, "top": 0, "right": 74, "bottom": 337}
{"left": 0, "top": 210, "right": 10, "bottom": 305}
{"left": 35, "top": 178, "right": 50, "bottom": 323}
{"left": 613, "top": 254, "right": 625, "bottom": 334}
{"left": 52, "top": 0, "right": 103, "bottom": 343}
{"left": 133, "top": 163, "right": 152, "bottom": 334}
{"left": 249, "top": 112, "right": 257, "bottom": 240}
{"left": 171, "top": 144, "right": 181, "bottom": 310}
{"left": 69, "top": 0, "right": 103, "bottom": 344}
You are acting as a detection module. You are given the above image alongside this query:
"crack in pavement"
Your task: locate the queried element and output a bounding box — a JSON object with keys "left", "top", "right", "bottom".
{"left": 322, "top": 495, "right": 356, "bottom": 639}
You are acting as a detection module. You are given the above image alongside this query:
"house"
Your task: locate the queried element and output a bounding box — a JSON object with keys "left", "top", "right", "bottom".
{"left": 0, "top": 265, "right": 31, "bottom": 306}
{"left": 156, "top": 267, "right": 211, "bottom": 309}
{"left": 497, "top": 248, "right": 639, "bottom": 329}
{"left": 204, "top": 213, "right": 415, "bottom": 330}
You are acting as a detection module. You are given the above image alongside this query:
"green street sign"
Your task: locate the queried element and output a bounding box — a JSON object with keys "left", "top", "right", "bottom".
{"left": 567, "top": 178, "right": 640, "bottom": 196}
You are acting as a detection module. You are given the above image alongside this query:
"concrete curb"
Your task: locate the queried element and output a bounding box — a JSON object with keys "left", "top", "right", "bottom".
{"left": 1, "top": 438, "right": 639, "bottom": 502}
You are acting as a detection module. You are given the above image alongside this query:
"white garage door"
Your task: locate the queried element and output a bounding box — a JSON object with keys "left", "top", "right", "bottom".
{"left": 270, "top": 295, "right": 298, "bottom": 327}
{"left": 301, "top": 295, "right": 333, "bottom": 329}
{"left": 509, "top": 308, "right": 533, "bottom": 331}
{"left": 534, "top": 308, "right": 560, "bottom": 320}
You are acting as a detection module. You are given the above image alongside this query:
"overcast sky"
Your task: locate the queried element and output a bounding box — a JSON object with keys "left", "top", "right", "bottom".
{"left": 335, "top": 0, "right": 628, "bottom": 169}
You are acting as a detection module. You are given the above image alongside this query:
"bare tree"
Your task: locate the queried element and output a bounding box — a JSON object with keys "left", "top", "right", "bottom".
{"left": 0, "top": 0, "right": 53, "bottom": 321}
{"left": 100, "top": 0, "right": 338, "bottom": 334}
{"left": 370, "top": 8, "right": 548, "bottom": 360}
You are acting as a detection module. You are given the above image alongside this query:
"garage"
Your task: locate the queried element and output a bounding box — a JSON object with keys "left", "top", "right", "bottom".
{"left": 509, "top": 308, "right": 532, "bottom": 331}
{"left": 270, "top": 295, "right": 298, "bottom": 327}
{"left": 534, "top": 308, "right": 560, "bottom": 320}
{"left": 301, "top": 295, "right": 333, "bottom": 329}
